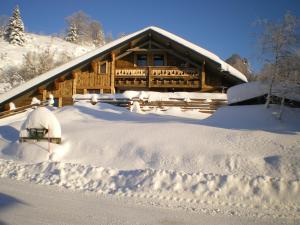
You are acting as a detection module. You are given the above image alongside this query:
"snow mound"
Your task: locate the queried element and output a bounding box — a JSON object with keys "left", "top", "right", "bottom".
{"left": 0, "top": 159, "right": 299, "bottom": 219}
{"left": 20, "top": 107, "right": 61, "bottom": 138}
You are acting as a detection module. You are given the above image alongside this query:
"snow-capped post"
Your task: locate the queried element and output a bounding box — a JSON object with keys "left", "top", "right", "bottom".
{"left": 31, "top": 97, "right": 41, "bottom": 106}
{"left": 9, "top": 102, "right": 16, "bottom": 110}
{"left": 5, "top": 5, "right": 25, "bottom": 46}
{"left": 91, "top": 94, "right": 98, "bottom": 105}
{"left": 19, "top": 107, "right": 61, "bottom": 144}
{"left": 48, "top": 94, "right": 55, "bottom": 106}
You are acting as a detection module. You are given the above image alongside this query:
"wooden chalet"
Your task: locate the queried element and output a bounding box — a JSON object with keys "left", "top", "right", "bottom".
{"left": 0, "top": 26, "right": 247, "bottom": 111}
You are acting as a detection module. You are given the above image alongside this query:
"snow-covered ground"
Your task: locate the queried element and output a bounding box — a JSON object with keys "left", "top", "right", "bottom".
{"left": 0, "top": 102, "right": 299, "bottom": 223}
{"left": 0, "top": 178, "right": 292, "bottom": 225}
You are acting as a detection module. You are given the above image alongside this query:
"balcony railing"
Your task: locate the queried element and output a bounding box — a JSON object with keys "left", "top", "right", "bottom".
{"left": 115, "top": 66, "right": 200, "bottom": 88}
{"left": 115, "top": 67, "right": 198, "bottom": 77}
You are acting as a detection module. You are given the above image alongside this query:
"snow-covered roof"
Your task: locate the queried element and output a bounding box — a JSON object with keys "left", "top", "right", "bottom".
{"left": 227, "top": 81, "right": 300, "bottom": 104}
{"left": 0, "top": 26, "right": 247, "bottom": 105}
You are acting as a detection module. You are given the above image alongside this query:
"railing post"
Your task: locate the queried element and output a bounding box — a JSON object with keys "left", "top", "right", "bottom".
{"left": 148, "top": 67, "right": 152, "bottom": 88}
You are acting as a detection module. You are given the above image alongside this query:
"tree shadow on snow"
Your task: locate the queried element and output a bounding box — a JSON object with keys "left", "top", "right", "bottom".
{"left": 0, "top": 126, "right": 19, "bottom": 142}
{"left": 199, "top": 106, "right": 300, "bottom": 135}
{"left": 0, "top": 193, "right": 28, "bottom": 225}
{"left": 75, "top": 104, "right": 200, "bottom": 125}
{"left": 74, "top": 104, "right": 300, "bottom": 134}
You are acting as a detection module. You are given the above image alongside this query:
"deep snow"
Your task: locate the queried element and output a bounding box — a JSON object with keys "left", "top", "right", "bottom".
{"left": 0, "top": 102, "right": 299, "bottom": 222}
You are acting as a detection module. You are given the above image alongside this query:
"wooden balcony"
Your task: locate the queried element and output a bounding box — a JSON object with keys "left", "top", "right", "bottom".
{"left": 115, "top": 67, "right": 200, "bottom": 89}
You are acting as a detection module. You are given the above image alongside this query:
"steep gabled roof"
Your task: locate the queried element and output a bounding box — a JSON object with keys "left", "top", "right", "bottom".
{"left": 0, "top": 26, "right": 247, "bottom": 105}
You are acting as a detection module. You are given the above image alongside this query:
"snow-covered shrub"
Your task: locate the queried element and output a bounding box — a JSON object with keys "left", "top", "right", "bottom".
{"left": 91, "top": 94, "right": 98, "bottom": 105}
{"left": 0, "top": 66, "right": 24, "bottom": 89}
{"left": 184, "top": 97, "right": 191, "bottom": 103}
{"left": 130, "top": 101, "right": 142, "bottom": 113}
{"left": 18, "top": 47, "right": 75, "bottom": 81}
{"left": 5, "top": 5, "right": 25, "bottom": 46}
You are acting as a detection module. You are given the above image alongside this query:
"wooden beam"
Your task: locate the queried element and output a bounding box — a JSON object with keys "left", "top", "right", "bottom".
{"left": 91, "top": 60, "right": 98, "bottom": 73}
{"left": 72, "top": 71, "right": 78, "bottom": 96}
{"left": 151, "top": 41, "right": 198, "bottom": 67}
{"left": 58, "top": 97, "right": 62, "bottom": 107}
{"left": 201, "top": 60, "right": 206, "bottom": 89}
{"left": 115, "top": 41, "right": 150, "bottom": 60}
{"left": 42, "top": 90, "right": 47, "bottom": 101}
{"left": 126, "top": 48, "right": 171, "bottom": 52}
{"left": 111, "top": 52, "right": 116, "bottom": 94}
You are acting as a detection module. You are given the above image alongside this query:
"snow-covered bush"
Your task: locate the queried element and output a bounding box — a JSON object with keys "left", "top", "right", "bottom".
{"left": 91, "top": 94, "right": 98, "bottom": 105}
{"left": 0, "top": 66, "right": 24, "bottom": 89}
{"left": 18, "top": 47, "right": 74, "bottom": 81}
{"left": 130, "top": 101, "right": 142, "bottom": 113}
{"left": 5, "top": 5, "right": 25, "bottom": 46}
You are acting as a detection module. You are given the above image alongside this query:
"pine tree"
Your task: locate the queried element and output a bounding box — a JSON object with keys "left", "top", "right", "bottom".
{"left": 5, "top": 5, "right": 25, "bottom": 46}
{"left": 65, "top": 23, "right": 78, "bottom": 43}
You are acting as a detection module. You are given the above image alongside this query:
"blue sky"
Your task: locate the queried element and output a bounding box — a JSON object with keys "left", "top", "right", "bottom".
{"left": 0, "top": 0, "right": 299, "bottom": 72}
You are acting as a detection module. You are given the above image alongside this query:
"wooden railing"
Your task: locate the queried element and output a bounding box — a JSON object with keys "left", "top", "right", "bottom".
{"left": 116, "top": 67, "right": 198, "bottom": 77}
{"left": 0, "top": 101, "right": 48, "bottom": 119}
{"left": 151, "top": 67, "right": 198, "bottom": 77}
{"left": 115, "top": 68, "right": 147, "bottom": 77}
{"left": 115, "top": 67, "right": 200, "bottom": 88}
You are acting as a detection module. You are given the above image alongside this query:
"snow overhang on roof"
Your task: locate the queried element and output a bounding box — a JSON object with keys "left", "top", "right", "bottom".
{"left": 0, "top": 26, "right": 247, "bottom": 105}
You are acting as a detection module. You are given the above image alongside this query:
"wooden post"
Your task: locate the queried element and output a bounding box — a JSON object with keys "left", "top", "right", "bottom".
{"left": 42, "top": 90, "right": 47, "bottom": 101}
{"left": 58, "top": 97, "right": 62, "bottom": 107}
{"left": 72, "top": 71, "right": 78, "bottom": 96}
{"left": 148, "top": 67, "right": 152, "bottom": 88}
{"left": 201, "top": 61, "right": 206, "bottom": 90}
{"left": 111, "top": 52, "right": 116, "bottom": 94}
{"left": 83, "top": 89, "right": 87, "bottom": 94}
{"left": 91, "top": 60, "right": 98, "bottom": 73}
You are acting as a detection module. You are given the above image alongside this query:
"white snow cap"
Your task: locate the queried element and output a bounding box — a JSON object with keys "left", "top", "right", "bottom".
{"left": 20, "top": 107, "right": 61, "bottom": 138}
{"left": 9, "top": 102, "right": 16, "bottom": 110}
{"left": 31, "top": 97, "right": 41, "bottom": 105}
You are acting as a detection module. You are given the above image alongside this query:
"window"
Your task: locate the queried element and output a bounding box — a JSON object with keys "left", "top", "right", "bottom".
{"left": 99, "top": 62, "right": 107, "bottom": 74}
{"left": 153, "top": 54, "right": 165, "bottom": 66}
{"left": 136, "top": 54, "right": 147, "bottom": 66}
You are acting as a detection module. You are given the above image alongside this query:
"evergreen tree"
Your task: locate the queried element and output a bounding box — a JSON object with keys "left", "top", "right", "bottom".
{"left": 65, "top": 23, "right": 78, "bottom": 43}
{"left": 5, "top": 5, "right": 25, "bottom": 46}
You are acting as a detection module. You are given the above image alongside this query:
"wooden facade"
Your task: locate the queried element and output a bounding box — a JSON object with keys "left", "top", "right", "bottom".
{"left": 0, "top": 27, "right": 246, "bottom": 111}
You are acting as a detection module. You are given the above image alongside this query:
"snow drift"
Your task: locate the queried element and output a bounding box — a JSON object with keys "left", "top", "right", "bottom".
{"left": 0, "top": 102, "right": 299, "bottom": 219}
